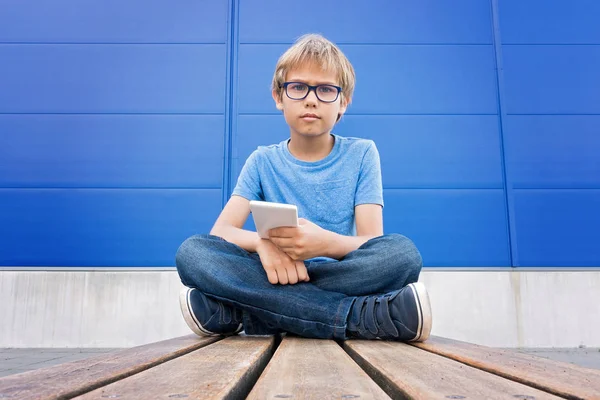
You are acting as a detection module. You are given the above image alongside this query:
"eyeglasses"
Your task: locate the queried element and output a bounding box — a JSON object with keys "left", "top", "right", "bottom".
{"left": 281, "top": 82, "right": 342, "bottom": 103}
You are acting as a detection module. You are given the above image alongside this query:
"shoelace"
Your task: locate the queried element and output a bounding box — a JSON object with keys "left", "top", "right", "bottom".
{"left": 349, "top": 294, "right": 399, "bottom": 338}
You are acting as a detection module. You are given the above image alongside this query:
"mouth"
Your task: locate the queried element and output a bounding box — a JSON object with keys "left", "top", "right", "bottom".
{"left": 300, "top": 113, "right": 320, "bottom": 120}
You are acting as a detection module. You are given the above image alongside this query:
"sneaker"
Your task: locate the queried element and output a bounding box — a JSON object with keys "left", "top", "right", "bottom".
{"left": 179, "top": 287, "right": 243, "bottom": 337}
{"left": 347, "top": 282, "right": 432, "bottom": 342}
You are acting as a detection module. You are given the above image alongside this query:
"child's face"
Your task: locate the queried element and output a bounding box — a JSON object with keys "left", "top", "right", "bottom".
{"left": 272, "top": 63, "right": 348, "bottom": 140}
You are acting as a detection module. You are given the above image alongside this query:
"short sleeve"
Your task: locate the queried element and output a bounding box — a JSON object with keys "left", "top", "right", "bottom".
{"left": 232, "top": 151, "right": 263, "bottom": 201}
{"left": 355, "top": 142, "right": 384, "bottom": 207}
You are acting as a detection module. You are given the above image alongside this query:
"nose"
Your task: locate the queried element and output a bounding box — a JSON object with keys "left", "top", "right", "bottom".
{"left": 304, "top": 87, "right": 319, "bottom": 105}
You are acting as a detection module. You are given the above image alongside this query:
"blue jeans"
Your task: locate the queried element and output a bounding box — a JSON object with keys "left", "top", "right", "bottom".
{"left": 175, "top": 233, "right": 422, "bottom": 340}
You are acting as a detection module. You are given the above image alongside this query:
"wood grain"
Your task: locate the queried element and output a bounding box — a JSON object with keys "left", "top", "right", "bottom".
{"left": 0, "top": 335, "right": 220, "bottom": 400}
{"left": 247, "top": 336, "right": 391, "bottom": 399}
{"left": 76, "top": 335, "right": 276, "bottom": 400}
{"left": 411, "top": 336, "right": 600, "bottom": 400}
{"left": 344, "top": 340, "right": 560, "bottom": 399}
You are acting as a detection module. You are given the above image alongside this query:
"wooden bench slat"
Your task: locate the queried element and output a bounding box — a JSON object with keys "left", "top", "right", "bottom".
{"left": 247, "top": 336, "right": 391, "bottom": 399}
{"left": 0, "top": 335, "right": 219, "bottom": 400}
{"left": 412, "top": 336, "right": 600, "bottom": 400}
{"left": 76, "top": 335, "right": 275, "bottom": 400}
{"left": 344, "top": 340, "right": 560, "bottom": 400}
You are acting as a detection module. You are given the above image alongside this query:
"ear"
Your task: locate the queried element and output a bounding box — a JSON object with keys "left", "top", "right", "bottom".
{"left": 272, "top": 89, "right": 284, "bottom": 110}
{"left": 338, "top": 95, "right": 350, "bottom": 116}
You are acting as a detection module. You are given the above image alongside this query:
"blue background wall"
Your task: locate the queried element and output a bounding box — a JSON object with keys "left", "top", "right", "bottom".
{"left": 0, "top": 0, "right": 598, "bottom": 267}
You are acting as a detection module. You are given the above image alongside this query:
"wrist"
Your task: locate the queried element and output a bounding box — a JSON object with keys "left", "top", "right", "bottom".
{"left": 322, "top": 230, "right": 339, "bottom": 258}
{"left": 254, "top": 235, "right": 266, "bottom": 252}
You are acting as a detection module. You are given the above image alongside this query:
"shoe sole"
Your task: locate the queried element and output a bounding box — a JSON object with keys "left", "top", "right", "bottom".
{"left": 179, "top": 288, "right": 243, "bottom": 337}
{"left": 407, "top": 282, "right": 433, "bottom": 342}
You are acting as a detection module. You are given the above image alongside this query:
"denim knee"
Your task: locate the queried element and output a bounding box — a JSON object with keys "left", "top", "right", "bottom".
{"left": 175, "top": 234, "right": 213, "bottom": 285}
{"left": 385, "top": 233, "right": 423, "bottom": 280}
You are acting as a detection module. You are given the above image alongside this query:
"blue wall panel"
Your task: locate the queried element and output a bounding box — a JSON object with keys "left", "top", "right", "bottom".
{"left": 504, "top": 116, "right": 600, "bottom": 189}
{"left": 503, "top": 45, "right": 600, "bottom": 115}
{"left": 499, "top": 1, "right": 600, "bottom": 266}
{"left": 239, "top": 0, "right": 492, "bottom": 44}
{"left": 499, "top": 0, "right": 600, "bottom": 44}
{"left": 0, "top": 45, "right": 226, "bottom": 113}
{"left": 0, "top": 115, "right": 224, "bottom": 188}
{"left": 0, "top": 1, "right": 228, "bottom": 266}
{"left": 513, "top": 190, "right": 600, "bottom": 267}
{"left": 0, "top": 189, "right": 222, "bottom": 266}
{"left": 384, "top": 189, "right": 510, "bottom": 266}
{"left": 336, "top": 115, "right": 504, "bottom": 189}
{"left": 344, "top": 46, "right": 498, "bottom": 115}
{"left": 0, "top": 0, "right": 227, "bottom": 43}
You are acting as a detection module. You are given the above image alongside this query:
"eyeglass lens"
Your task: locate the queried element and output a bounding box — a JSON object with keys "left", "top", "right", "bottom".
{"left": 286, "top": 83, "right": 339, "bottom": 102}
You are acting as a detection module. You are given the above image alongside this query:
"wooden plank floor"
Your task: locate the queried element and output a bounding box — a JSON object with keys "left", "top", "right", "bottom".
{"left": 0, "top": 335, "right": 219, "bottom": 399}
{"left": 78, "top": 336, "right": 275, "bottom": 400}
{"left": 247, "top": 336, "right": 390, "bottom": 399}
{"left": 344, "top": 340, "right": 559, "bottom": 399}
{"left": 1, "top": 334, "right": 599, "bottom": 399}
{"left": 411, "top": 336, "right": 600, "bottom": 399}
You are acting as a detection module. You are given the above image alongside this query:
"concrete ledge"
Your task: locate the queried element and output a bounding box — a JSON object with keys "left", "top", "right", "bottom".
{"left": 419, "top": 270, "right": 600, "bottom": 347}
{"left": 1, "top": 269, "right": 599, "bottom": 348}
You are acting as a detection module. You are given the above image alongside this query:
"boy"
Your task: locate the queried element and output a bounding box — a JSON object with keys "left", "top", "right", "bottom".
{"left": 175, "top": 34, "right": 432, "bottom": 341}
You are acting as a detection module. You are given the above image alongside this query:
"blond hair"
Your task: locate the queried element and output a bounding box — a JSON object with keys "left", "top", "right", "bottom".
{"left": 271, "top": 34, "right": 356, "bottom": 104}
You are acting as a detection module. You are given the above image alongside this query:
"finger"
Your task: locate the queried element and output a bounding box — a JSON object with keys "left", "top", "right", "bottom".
{"left": 295, "top": 261, "right": 310, "bottom": 282}
{"left": 285, "top": 262, "right": 299, "bottom": 285}
{"left": 264, "top": 266, "right": 279, "bottom": 285}
{"left": 269, "top": 227, "right": 282, "bottom": 237}
{"left": 269, "top": 227, "right": 295, "bottom": 238}
{"left": 275, "top": 266, "right": 289, "bottom": 285}
{"left": 270, "top": 237, "right": 295, "bottom": 249}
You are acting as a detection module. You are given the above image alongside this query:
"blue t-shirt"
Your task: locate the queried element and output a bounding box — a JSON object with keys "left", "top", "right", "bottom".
{"left": 232, "top": 134, "right": 383, "bottom": 237}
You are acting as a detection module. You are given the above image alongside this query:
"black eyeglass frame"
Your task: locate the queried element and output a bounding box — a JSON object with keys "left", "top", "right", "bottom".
{"left": 280, "top": 81, "right": 343, "bottom": 103}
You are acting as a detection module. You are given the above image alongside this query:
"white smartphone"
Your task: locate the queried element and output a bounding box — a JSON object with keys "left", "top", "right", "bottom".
{"left": 249, "top": 200, "right": 298, "bottom": 239}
